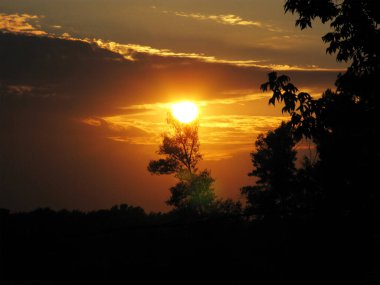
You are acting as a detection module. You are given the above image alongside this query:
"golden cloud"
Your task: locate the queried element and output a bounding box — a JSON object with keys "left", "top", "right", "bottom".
{"left": 0, "top": 13, "right": 46, "bottom": 35}
{"left": 161, "top": 10, "right": 290, "bottom": 33}
{"left": 170, "top": 11, "right": 263, "bottom": 27}
{"left": 101, "top": 94, "right": 289, "bottom": 160}
{"left": 93, "top": 38, "right": 344, "bottom": 72}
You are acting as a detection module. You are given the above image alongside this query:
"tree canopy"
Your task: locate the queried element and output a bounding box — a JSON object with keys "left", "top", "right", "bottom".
{"left": 148, "top": 113, "right": 201, "bottom": 175}
{"left": 241, "top": 122, "right": 298, "bottom": 219}
{"left": 285, "top": 0, "right": 379, "bottom": 75}
{"left": 148, "top": 113, "right": 216, "bottom": 214}
{"left": 251, "top": 0, "right": 380, "bottom": 218}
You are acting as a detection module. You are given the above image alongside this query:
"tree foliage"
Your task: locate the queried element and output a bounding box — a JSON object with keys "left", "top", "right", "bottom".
{"left": 148, "top": 113, "right": 215, "bottom": 214}
{"left": 241, "top": 122, "right": 298, "bottom": 219}
{"left": 260, "top": 71, "right": 318, "bottom": 139}
{"left": 253, "top": 0, "right": 379, "bottom": 218}
{"left": 285, "top": 0, "right": 379, "bottom": 75}
{"left": 167, "top": 170, "right": 216, "bottom": 214}
{"left": 148, "top": 113, "right": 201, "bottom": 175}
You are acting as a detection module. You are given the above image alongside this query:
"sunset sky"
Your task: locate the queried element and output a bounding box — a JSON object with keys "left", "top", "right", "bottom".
{"left": 0, "top": 0, "right": 347, "bottom": 212}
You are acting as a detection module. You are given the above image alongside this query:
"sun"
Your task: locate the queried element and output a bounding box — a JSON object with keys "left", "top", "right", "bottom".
{"left": 171, "top": 101, "right": 199, "bottom": 123}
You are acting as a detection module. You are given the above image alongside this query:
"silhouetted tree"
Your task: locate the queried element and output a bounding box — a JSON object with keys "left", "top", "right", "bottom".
{"left": 257, "top": 0, "right": 379, "bottom": 217}
{"left": 148, "top": 113, "right": 216, "bottom": 214}
{"left": 241, "top": 122, "right": 298, "bottom": 219}
{"left": 292, "top": 156, "right": 322, "bottom": 217}
{"left": 167, "top": 169, "right": 216, "bottom": 214}
{"left": 148, "top": 113, "right": 201, "bottom": 175}
{"left": 213, "top": 199, "right": 243, "bottom": 217}
{"left": 285, "top": 0, "right": 379, "bottom": 78}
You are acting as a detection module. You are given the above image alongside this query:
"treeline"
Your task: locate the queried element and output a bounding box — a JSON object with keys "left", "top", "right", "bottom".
{"left": 0, "top": 201, "right": 244, "bottom": 234}
{"left": 1, "top": 203, "right": 378, "bottom": 282}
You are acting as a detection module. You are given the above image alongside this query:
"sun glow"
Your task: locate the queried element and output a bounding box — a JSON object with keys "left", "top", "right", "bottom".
{"left": 171, "top": 101, "right": 199, "bottom": 123}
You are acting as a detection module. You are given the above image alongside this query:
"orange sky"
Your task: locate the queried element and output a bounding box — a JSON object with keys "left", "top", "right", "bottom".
{"left": 0, "top": 1, "right": 346, "bottom": 212}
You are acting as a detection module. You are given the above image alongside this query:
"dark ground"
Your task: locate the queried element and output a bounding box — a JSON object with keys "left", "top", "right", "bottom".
{"left": 1, "top": 208, "right": 379, "bottom": 283}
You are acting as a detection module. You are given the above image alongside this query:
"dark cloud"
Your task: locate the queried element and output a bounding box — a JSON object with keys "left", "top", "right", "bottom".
{"left": 0, "top": 32, "right": 339, "bottom": 114}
